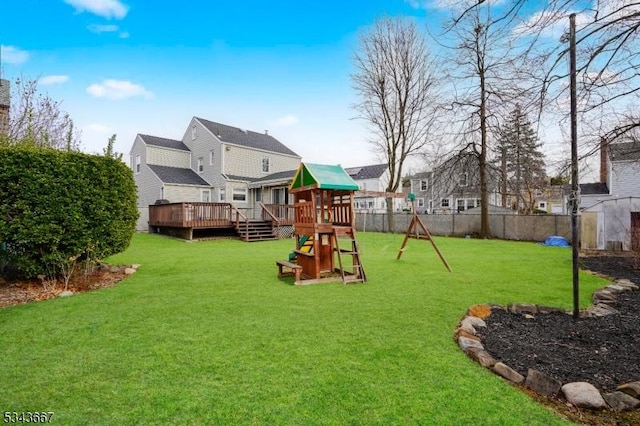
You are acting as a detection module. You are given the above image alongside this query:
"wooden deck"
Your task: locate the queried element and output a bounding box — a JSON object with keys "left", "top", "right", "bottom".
{"left": 149, "top": 202, "right": 234, "bottom": 229}
{"left": 148, "top": 202, "right": 295, "bottom": 241}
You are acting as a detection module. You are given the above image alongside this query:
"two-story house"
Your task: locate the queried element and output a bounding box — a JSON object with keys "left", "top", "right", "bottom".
{"left": 409, "top": 152, "right": 502, "bottom": 214}
{"left": 346, "top": 163, "right": 405, "bottom": 213}
{"left": 130, "top": 117, "right": 301, "bottom": 231}
{"left": 580, "top": 140, "right": 640, "bottom": 250}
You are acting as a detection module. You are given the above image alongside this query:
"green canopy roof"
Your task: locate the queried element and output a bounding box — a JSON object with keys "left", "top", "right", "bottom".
{"left": 290, "top": 163, "right": 360, "bottom": 191}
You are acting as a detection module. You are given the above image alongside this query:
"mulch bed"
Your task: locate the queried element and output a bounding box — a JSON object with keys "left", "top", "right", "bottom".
{"left": 0, "top": 268, "right": 127, "bottom": 309}
{"left": 477, "top": 254, "right": 640, "bottom": 425}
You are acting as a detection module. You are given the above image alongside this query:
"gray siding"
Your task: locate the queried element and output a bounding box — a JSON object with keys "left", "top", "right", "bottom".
{"left": 164, "top": 184, "right": 205, "bottom": 202}
{"left": 182, "top": 118, "right": 223, "bottom": 188}
{"left": 130, "top": 136, "right": 165, "bottom": 208}
{"left": 147, "top": 146, "right": 190, "bottom": 168}
{"left": 223, "top": 144, "right": 300, "bottom": 178}
{"left": 610, "top": 161, "right": 640, "bottom": 197}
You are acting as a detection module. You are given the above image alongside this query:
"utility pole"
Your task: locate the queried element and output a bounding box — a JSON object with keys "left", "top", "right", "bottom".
{"left": 569, "top": 14, "right": 580, "bottom": 319}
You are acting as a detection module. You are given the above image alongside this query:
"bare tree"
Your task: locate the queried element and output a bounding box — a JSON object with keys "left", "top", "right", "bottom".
{"left": 351, "top": 17, "right": 441, "bottom": 232}
{"left": 0, "top": 78, "right": 80, "bottom": 150}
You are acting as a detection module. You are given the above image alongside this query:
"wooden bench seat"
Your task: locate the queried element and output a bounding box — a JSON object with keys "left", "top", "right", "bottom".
{"left": 276, "top": 260, "right": 303, "bottom": 282}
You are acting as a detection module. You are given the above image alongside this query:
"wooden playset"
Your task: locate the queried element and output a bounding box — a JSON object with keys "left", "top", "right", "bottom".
{"left": 276, "top": 163, "right": 366, "bottom": 285}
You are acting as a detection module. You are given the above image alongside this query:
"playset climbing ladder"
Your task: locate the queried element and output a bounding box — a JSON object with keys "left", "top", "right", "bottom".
{"left": 333, "top": 226, "right": 366, "bottom": 284}
{"left": 276, "top": 163, "right": 366, "bottom": 285}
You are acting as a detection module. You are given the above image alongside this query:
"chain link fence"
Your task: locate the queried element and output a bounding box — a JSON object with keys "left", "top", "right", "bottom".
{"left": 355, "top": 212, "right": 572, "bottom": 243}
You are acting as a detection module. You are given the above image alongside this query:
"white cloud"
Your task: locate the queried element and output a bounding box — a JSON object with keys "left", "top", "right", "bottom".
{"left": 39, "top": 75, "right": 70, "bottom": 85}
{"left": 1, "top": 45, "right": 29, "bottom": 64}
{"left": 119, "top": 31, "right": 130, "bottom": 39}
{"left": 272, "top": 114, "right": 299, "bottom": 127}
{"left": 64, "top": 0, "right": 128, "bottom": 19}
{"left": 86, "top": 79, "right": 153, "bottom": 100}
{"left": 514, "top": 10, "right": 590, "bottom": 39}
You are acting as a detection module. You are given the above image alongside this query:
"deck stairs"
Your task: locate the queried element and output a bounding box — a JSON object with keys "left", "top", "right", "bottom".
{"left": 236, "top": 219, "right": 277, "bottom": 242}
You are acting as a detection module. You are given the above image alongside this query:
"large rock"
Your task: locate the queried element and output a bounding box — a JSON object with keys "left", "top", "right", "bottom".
{"left": 525, "top": 369, "right": 562, "bottom": 398}
{"left": 493, "top": 362, "right": 525, "bottom": 385}
{"left": 509, "top": 303, "right": 538, "bottom": 315}
{"left": 615, "top": 279, "right": 638, "bottom": 289}
{"left": 468, "top": 348, "right": 497, "bottom": 368}
{"left": 58, "top": 290, "right": 74, "bottom": 298}
{"left": 617, "top": 381, "right": 640, "bottom": 399}
{"left": 561, "top": 382, "right": 607, "bottom": 409}
{"left": 603, "top": 391, "right": 640, "bottom": 412}
{"left": 458, "top": 336, "right": 483, "bottom": 353}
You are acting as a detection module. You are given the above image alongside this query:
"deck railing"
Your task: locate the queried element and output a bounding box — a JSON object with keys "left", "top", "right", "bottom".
{"left": 261, "top": 203, "right": 295, "bottom": 225}
{"left": 232, "top": 205, "right": 249, "bottom": 242}
{"left": 149, "top": 202, "right": 233, "bottom": 228}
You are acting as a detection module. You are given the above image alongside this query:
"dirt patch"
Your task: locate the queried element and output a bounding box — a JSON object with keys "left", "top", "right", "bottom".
{"left": 477, "top": 254, "right": 640, "bottom": 425}
{"left": 0, "top": 266, "right": 128, "bottom": 309}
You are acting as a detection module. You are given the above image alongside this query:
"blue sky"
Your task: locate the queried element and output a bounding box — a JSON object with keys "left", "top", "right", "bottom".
{"left": 2, "top": 0, "right": 581, "bottom": 174}
{"left": 2, "top": 0, "right": 453, "bottom": 168}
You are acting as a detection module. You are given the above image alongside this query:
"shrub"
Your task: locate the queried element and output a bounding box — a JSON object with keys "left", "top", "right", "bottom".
{"left": 0, "top": 147, "right": 139, "bottom": 278}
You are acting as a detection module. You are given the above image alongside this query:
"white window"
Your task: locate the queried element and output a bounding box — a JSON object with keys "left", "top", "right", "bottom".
{"left": 420, "top": 180, "right": 428, "bottom": 191}
{"left": 232, "top": 187, "right": 247, "bottom": 202}
{"left": 429, "top": 200, "right": 433, "bottom": 211}
{"left": 197, "top": 157, "right": 204, "bottom": 173}
{"left": 441, "top": 198, "right": 450, "bottom": 208}
{"left": 459, "top": 173, "right": 468, "bottom": 187}
{"left": 255, "top": 188, "right": 262, "bottom": 202}
{"left": 538, "top": 201, "right": 547, "bottom": 210}
{"left": 209, "top": 150, "right": 214, "bottom": 165}
{"left": 201, "top": 189, "right": 211, "bottom": 202}
{"left": 262, "top": 157, "right": 270, "bottom": 173}
{"left": 417, "top": 198, "right": 425, "bottom": 208}
{"left": 218, "top": 189, "right": 226, "bottom": 202}
{"left": 135, "top": 154, "right": 141, "bottom": 174}
{"left": 457, "top": 199, "right": 465, "bottom": 212}
{"left": 191, "top": 125, "right": 197, "bottom": 140}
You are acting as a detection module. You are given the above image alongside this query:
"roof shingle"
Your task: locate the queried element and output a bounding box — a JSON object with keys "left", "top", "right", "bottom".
{"left": 148, "top": 165, "right": 210, "bottom": 186}
{"left": 196, "top": 117, "right": 299, "bottom": 157}
{"left": 139, "top": 134, "right": 189, "bottom": 151}
{"left": 345, "top": 164, "right": 388, "bottom": 180}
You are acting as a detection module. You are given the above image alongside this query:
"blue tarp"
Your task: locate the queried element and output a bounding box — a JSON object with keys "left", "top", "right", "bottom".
{"left": 540, "top": 236, "right": 570, "bottom": 247}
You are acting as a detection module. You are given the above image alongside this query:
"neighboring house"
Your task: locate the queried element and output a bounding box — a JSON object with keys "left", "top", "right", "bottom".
{"left": 580, "top": 141, "right": 640, "bottom": 250}
{"left": 537, "top": 185, "right": 570, "bottom": 215}
{"left": 130, "top": 117, "right": 301, "bottom": 230}
{"left": 409, "top": 152, "right": 502, "bottom": 214}
{"left": 0, "top": 79, "right": 9, "bottom": 136}
{"left": 345, "top": 163, "right": 405, "bottom": 213}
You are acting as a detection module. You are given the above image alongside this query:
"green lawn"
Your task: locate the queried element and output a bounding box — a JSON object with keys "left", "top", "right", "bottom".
{"left": 0, "top": 233, "right": 607, "bottom": 425}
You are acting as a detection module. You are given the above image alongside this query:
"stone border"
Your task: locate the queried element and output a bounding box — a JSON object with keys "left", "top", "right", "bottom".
{"left": 456, "top": 278, "right": 640, "bottom": 412}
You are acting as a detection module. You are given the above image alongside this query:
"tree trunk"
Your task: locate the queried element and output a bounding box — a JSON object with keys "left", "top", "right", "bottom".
{"left": 386, "top": 197, "right": 395, "bottom": 233}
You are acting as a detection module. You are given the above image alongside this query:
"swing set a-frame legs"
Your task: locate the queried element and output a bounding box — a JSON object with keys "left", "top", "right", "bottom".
{"left": 397, "top": 213, "right": 452, "bottom": 272}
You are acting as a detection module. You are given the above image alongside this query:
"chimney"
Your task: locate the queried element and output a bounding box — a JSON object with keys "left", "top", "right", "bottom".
{"left": 264, "top": 130, "right": 268, "bottom": 135}
{"left": 600, "top": 136, "right": 607, "bottom": 183}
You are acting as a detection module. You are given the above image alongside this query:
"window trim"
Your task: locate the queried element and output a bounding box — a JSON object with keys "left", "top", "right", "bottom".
{"left": 209, "top": 150, "right": 214, "bottom": 165}
{"left": 135, "top": 154, "right": 141, "bottom": 174}
{"left": 201, "top": 189, "right": 211, "bottom": 202}
{"left": 441, "top": 198, "right": 450, "bottom": 208}
{"left": 262, "top": 157, "right": 270, "bottom": 173}
{"left": 197, "top": 157, "right": 204, "bottom": 173}
{"left": 232, "top": 187, "right": 248, "bottom": 202}
{"left": 218, "top": 188, "right": 226, "bottom": 202}
{"left": 420, "top": 180, "right": 428, "bottom": 191}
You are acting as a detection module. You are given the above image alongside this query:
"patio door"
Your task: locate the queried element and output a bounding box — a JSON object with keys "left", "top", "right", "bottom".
{"left": 272, "top": 187, "right": 289, "bottom": 205}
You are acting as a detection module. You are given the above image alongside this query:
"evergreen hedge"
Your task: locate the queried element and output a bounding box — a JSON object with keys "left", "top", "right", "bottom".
{"left": 0, "top": 147, "right": 139, "bottom": 278}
